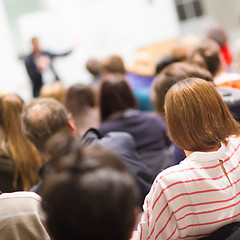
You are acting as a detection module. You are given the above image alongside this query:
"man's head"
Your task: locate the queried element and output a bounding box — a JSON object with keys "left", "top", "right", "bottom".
{"left": 31, "top": 37, "right": 40, "bottom": 53}
{"left": 21, "top": 98, "right": 70, "bottom": 153}
{"left": 41, "top": 131, "right": 140, "bottom": 240}
{"left": 151, "top": 62, "right": 213, "bottom": 116}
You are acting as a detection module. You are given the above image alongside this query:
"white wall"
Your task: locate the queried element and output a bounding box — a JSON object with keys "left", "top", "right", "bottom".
{"left": 18, "top": 0, "right": 180, "bottom": 87}
{"left": 0, "top": 0, "right": 31, "bottom": 101}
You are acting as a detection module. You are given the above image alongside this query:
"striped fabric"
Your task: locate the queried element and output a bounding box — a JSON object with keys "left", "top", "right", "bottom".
{"left": 0, "top": 192, "right": 50, "bottom": 240}
{"left": 135, "top": 137, "right": 240, "bottom": 240}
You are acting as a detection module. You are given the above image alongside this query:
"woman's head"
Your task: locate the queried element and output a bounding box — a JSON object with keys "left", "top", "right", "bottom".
{"left": 0, "top": 94, "right": 42, "bottom": 190}
{"left": 0, "top": 94, "right": 24, "bottom": 134}
{"left": 99, "top": 74, "right": 137, "bottom": 122}
{"left": 188, "top": 39, "right": 221, "bottom": 76}
{"left": 165, "top": 78, "right": 240, "bottom": 152}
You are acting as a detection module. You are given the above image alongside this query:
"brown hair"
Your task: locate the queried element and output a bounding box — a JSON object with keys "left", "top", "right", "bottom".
{"left": 21, "top": 98, "right": 70, "bottom": 152}
{"left": 99, "top": 74, "right": 137, "bottom": 122}
{"left": 40, "top": 81, "right": 66, "bottom": 103}
{"left": 151, "top": 62, "right": 212, "bottom": 116}
{"left": 102, "top": 55, "right": 125, "bottom": 74}
{"left": 42, "top": 130, "right": 139, "bottom": 240}
{"left": 188, "top": 39, "right": 220, "bottom": 76}
{"left": 0, "top": 94, "right": 42, "bottom": 190}
{"left": 65, "top": 84, "right": 99, "bottom": 136}
{"left": 165, "top": 78, "right": 240, "bottom": 151}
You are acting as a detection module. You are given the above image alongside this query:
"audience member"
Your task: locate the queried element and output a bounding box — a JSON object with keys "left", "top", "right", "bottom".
{"left": 98, "top": 74, "right": 168, "bottom": 153}
{"left": 189, "top": 38, "right": 240, "bottom": 89}
{"left": 21, "top": 98, "right": 71, "bottom": 155}
{"left": 135, "top": 78, "right": 240, "bottom": 239}
{"left": 85, "top": 58, "right": 102, "bottom": 83}
{"left": 151, "top": 62, "right": 240, "bottom": 164}
{"left": 82, "top": 128, "right": 152, "bottom": 205}
{"left": 65, "top": 83, "right": 99, "bottom": 136}
{"left": 102, "top": 54, "right": 125, "bottom": 75}
{"left": 40, "top": 81, "right": 66, "bottom": 103}
{"left": 0, "top": 94, "right": 42, "bottom": 192}
{"left": 98, "top": 74, "right": 173, "bottom": 177}
{"left": 41, "top": 131, "right": 140, "bottom": 240}
{"left": 206, "top": 25, "right": 233, "bottom": 68}
{"left": 0, "top": 191, "right": 50, "bottom": 240}
{"left": 21, "top": 98, "right": 152, "bottom": 204}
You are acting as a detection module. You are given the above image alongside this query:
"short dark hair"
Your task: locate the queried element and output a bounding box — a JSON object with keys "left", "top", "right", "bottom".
{"left": 165, "top": 78, "right": 240, "bottom": 151}
{"left": 188, "top": 39, "right": 221, "bottom": 76}
{"left": 21, "top": 98, "right": 70, "bottom": 152}
{"left": 86, "top": 58, "right": 102, "bottom": 77}
{"left": 41, "top": 131, "right": 139, "bottom": 240}
{"left": 65, "top": 83, "right": 96, "bottom": 117}
{"left": 99, "top": 74, "right": 137, "bottom": 122}
{"left": 151, "top": 62, "right": 213, "bottom": 116}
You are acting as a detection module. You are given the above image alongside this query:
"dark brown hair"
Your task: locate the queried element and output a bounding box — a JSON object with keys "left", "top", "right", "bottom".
{"left": 188, "top": 39, "right": 221, "bottom": 76}
{"left": 151, "top": 62, "right": 212, "bottom": 116}
{"left": 21, "top": 98, "right": 70, "bottom": 152}
{"left": 102, "top": 55, "right": 125, "bottom": 74}
{"left": 41, "top": 131, "right": 139, "bottom": 240}
{"left": 65, "top": 84, "right": 96, "bottom": 116}
{"left": 165, "top": 78, "right": 240, "bottom": 151}
{"left": 99, "top": 74, "right": 137, "bottom": 122}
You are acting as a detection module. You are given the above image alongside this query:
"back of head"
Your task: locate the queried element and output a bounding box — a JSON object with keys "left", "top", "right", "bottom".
{"left": 206, "top": 25, "right": 228, "bottom": 46}
{"left": 21, "top": 98, "right": 69, "bottom": 152}
{"left": 0, "top": 94, "right": 42, "bottom": 190}
{"left": 86, "top": 58, "right": 102, "bottom": 77}
{"left": 151, "top": 62, "right": 212, "bottom": 116}
{"left": 65, "top": 83, "right": 96, "bottom": 117}
{"left": 40, "top": 82, "right": 66, "bottom": 103}
{"left": 42, "top": 132, "right": 140, "bottom": 240}
{"left": 165, "top": 78, "right": 240, "bottom": 152}
{"left": 99, "top": 74, "right": 137, "bottom": 122}
{"left": 188, "top": 39, "right": 221, "bottom": 76}
{"left": 102, "top": 55, "right": 125, "bottom": 74}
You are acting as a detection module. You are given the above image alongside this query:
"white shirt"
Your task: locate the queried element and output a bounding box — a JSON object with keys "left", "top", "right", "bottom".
{"left": 135, "top": 136, "right": 240, "bottom": 240}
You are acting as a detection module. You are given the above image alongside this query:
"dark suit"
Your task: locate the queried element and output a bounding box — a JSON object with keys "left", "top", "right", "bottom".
{"left": 25, "top": 50, "right": 71, "bottom": 97}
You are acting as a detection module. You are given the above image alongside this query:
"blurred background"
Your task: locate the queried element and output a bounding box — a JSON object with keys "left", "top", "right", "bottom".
{"left": 1, "top": 0, "right": 240, "bottom": 101}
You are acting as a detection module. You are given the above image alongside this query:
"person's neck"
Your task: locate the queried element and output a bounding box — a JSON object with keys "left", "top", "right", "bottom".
{"left": 184, "top": 144, "right": 221, "bottom": 157}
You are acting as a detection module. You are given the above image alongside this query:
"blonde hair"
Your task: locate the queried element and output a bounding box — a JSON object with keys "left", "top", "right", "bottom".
{"left": 40, "top": 82, "right": 66, "bottom": 103}
{"left": 0, "top": 94, "right": 43, "bottom": 190}
{"left": 165, "top": 78, "right": 240, "bottom": 151}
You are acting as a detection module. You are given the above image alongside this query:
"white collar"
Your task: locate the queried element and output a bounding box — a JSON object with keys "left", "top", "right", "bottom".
{"left": 184, "top": 142, "right": 226, "bottom": 162}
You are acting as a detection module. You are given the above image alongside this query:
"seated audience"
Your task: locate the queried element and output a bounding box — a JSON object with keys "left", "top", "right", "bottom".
{"left": 135, "top": 78, "right": 240, "bottom": 239}
{"left": 41, "top": 131, "right": 140, "bottom": 240}
{"left": 40, "top": 81, "right": 66, "bottom": 103}
{"left": 0, "top": 94, "right": 42, "bottom": 192}
{"left": 0, "top": 191, "right": 50, "bottom": 240}
{"left": 189, "top": 38, "right": 240, "bottom": 89}
{"left": 21, "top": 98, "right": 152, "bottom": 203}
{"left": 65, "top": 83, "right": 99, "bottom": 137}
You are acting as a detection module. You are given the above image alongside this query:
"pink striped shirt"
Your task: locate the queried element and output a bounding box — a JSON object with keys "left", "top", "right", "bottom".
{"left": 135, "top": 137, "right": 240, "bottom": 240}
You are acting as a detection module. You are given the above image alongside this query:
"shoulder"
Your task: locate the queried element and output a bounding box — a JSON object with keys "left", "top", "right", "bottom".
{"left": 0, "top": 191, "right": 41, "bottom": 202}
